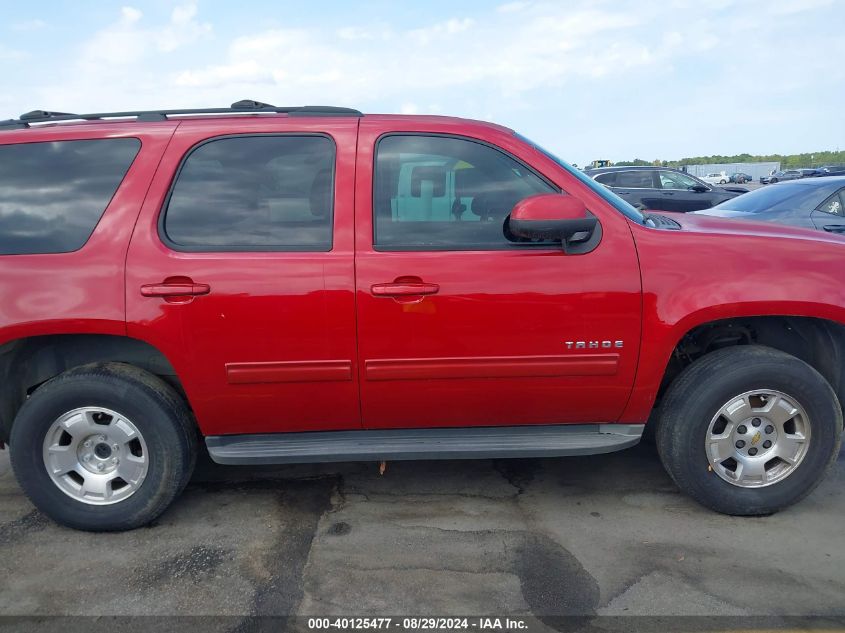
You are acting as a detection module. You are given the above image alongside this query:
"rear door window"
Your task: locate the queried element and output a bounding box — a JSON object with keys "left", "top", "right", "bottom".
{"left": 0, "top": 138, "right": 140, "bottom": 255}
{"left": 614, "top": 170, "right": 656, "bottom": 188}
{"left": 162, "top": 135, "right": 335, "bottom": 251}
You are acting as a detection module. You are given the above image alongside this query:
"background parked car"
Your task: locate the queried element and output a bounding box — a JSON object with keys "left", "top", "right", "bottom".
{"left": 817, "top": 165, "right": 845, "bottom": 177}
{"left": 761, "top": 170, "right": 801, "bottom": 184}
{"left": 798, "top": 168, "right": 822, "bottom": 178}
{"left": 730, "top": 172, "right": 752, "bottom": 183}
{"left": 701, "top": 171, "right": 729, "bottom": 184}
{"left": 585, "top": 166, "right": 746, "bottom": 212}
{"left": 696, "top": 176, "right": 845, "bottom": 233}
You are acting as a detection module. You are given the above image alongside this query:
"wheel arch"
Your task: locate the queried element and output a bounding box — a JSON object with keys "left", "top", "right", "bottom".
{"left": 652, "top": 315, "right": 845, "bottom": 422}
{"left": 0, "top": 334, "right": 190, "bottom": 443}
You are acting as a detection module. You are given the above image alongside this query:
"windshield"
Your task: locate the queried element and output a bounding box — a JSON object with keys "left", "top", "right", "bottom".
{"left": 711, "top": 183, "right": 811, "bottom": 213}
{"left": 514, "top": 133, "right": 645, "bottom": 224}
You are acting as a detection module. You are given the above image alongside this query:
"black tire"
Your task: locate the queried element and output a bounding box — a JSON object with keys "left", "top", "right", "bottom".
{"left": 10, "top": 362, "right": 197, "bottom": 531}
{"left": 770, "top": 178, "right": 778, "bottom": 183}
{"left": 656, "top": 345, "right": 842, "bottom": 516}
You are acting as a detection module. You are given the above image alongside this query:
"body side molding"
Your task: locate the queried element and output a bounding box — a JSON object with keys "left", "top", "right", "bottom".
{"left": 225, "top": 360, "right": 353, "bottom": 384}
{"left": 364, "top": 354, "right": 619, "bottom": 381}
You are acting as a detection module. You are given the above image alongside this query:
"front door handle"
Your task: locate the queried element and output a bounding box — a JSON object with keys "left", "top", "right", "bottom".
{"left": 141, "top": 280, "right": 211, "bottom": 298}
{"left": 371, "top": 278, "right": 440, "bottom": 298}
{"left": 823, "top": 225, "right": 845, "bottom": 234}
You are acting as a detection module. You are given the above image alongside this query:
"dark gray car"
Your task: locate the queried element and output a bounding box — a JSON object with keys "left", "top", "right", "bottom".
{"left": 584, "top": 166, "right": 746, "bottom": 212}
{"left": 695, "top": 176, "right": 845, "bottom": 234}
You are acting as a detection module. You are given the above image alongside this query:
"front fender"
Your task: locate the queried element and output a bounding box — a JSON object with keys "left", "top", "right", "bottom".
{"left": 620, "top": 217, "right": 845, "bottom": 422}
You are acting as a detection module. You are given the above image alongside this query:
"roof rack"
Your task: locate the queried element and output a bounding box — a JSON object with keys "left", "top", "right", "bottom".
{"left": 0, "top": 100, "right": 363, "bottom": 129}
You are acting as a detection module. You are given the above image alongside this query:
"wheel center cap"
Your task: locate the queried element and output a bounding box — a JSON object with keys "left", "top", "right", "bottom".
{"left": 733, "top": 417, "right": 778, "bottom": 457}
{"left": 76, "top": 434, "right": 120, "bottom": 474}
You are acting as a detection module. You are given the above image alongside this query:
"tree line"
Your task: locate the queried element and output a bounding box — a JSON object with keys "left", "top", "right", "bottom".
{"left": 614, "top": 150, "right": 845, "bottom": 169}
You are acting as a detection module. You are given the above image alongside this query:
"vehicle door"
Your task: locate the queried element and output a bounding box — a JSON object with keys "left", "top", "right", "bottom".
{"left": 656, "top": 170, "right": 715, "bottom": 212}
{"left": 353, "top": 121, "right": 642, "bottom": 429}
{"left": 125, "top": 117, "right": 361, "bottom": 436}
{"left": 810, "top": 188, "right": 845, "bottom": 234}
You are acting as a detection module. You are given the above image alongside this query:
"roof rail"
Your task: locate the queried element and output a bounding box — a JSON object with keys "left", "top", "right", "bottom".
{"left": 0, "top": 100, "right": 363, "bottom": 129}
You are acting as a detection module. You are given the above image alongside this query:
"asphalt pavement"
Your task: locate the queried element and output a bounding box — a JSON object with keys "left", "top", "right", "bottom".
{"left": 2, "top": 439, "right": 844, "bottom": 622}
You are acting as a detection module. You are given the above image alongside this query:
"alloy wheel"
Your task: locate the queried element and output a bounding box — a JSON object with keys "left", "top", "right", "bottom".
{"left": 42, "top": 407, "right": 149, "bottom": 505}
{"left": 705, "top": 389, "right": 811, "bottom": 488}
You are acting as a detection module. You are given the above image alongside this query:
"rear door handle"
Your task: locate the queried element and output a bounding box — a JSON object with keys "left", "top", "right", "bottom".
{"left": 140, "top": 281, "right": 211, "bottom": 297}
{"left": 371, "top": 280, "right": 440, "bottom": 297}
{"left": 823, "top": 225, "right": 845, "bottom": 234}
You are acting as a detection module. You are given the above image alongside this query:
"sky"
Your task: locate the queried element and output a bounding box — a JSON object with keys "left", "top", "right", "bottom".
{"left": 1, "top": 0, "right": 843, "bottom": 166}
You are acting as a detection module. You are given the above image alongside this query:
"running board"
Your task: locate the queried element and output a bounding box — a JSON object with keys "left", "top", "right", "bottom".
{"left": 205, "top": 424, "right": 645, "bottom": 465}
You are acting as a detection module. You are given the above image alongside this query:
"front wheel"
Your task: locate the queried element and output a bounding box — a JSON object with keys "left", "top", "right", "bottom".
{"left": 10, "top": 363, "right": 197, "bottom": 531}
{"left": 656, "top": 346, "right": 842, "bottom": 515}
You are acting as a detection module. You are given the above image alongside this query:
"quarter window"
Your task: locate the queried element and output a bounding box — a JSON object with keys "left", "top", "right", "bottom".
{"left": 374, "top": 135, "right": 557, "bottom": 250}
{"left": 0, "top": 138, "right": 140, "bottom": 255}
{"left": 659, "top": 170, "right": 702, "bottom": 190}
{"left": 163, "top": 135, "right": 335, "bottom": 251}
{"left": 594, "top": 172, "right": 617, "bottom": 186}
{"left": 817, "top": 190, "right": 845, "bottom": 216}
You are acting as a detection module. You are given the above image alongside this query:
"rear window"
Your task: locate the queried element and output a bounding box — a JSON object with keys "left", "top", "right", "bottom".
{"left": 712, "top": 183, "right": 817, "bottom": 213}
{"left": 0, "top": 138, "right": 140, "bottom": 255}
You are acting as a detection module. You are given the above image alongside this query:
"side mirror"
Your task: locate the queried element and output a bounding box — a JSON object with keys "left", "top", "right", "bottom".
{"left": 691, "top": 184, "right": 709, "bottom": 193}
{"left": 509, "top": 194, "right": 601, "bottom": 254}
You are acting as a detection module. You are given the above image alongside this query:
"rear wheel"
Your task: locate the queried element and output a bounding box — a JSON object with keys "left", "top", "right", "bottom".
{"left": 656, "top": 346, "right": 842, "bottom": 515}
{"left": 10, "top": 363, "right": 197, "bottom": 531}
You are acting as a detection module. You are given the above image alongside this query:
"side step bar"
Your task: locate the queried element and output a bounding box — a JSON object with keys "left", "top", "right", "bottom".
{"left": 205, "top": 424, "right": 645, "bottom": 465}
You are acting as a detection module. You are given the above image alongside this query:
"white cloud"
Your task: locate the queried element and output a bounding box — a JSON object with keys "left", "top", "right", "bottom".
{"left": 337, "top": 26, "right": 375, "bottom": 40}
{"left": 11, "top": 19, "right": 47, "bottom": 31}
{"left": 172, "top": 28, "right": 368, "bottom": 105}
{"left": 17, "top": 0, "right": 842, "bottom": 162}
{"left": 769, "top": 0, "right": 833, "bottom": 14}
{"left": 409, "top": 18, "right": 475, "bottom": 44}
{"left": 153, "top": 5, "right": 658, "bottom": 109}
{"left": 157, "top": 3, "right": 212, "bottom": 52}
{"left": 497, "top": 2, "right": 528, "bottom": 13}
{"left": 30, "top": 1, "right": 756, "bottom": 118}
{"left": 121, "top": 6, "right": 143, "bottom": 23}
{"left": 0, "top": 46, "right": 27, "bottom": 61}
{"left": 78, "top": 2, "right": 210, "bottom": 69}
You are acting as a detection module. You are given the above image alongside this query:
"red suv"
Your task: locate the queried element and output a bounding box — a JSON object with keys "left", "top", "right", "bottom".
{"left": 1, "top": 101, "right": 843, "bottom": 531}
